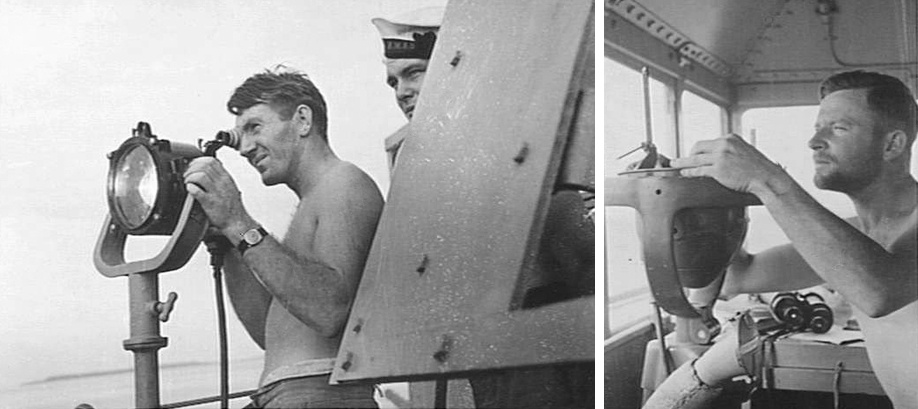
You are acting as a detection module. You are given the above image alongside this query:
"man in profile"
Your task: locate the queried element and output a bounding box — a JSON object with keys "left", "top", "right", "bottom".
{"left": 645, "top": 70, "right": 917, "bottom": 409}
{"left": 371, "top": 7, "right": 594, "bottom": 408}
{"left": 184, "top": 68, "right": 384, "bottom": 408}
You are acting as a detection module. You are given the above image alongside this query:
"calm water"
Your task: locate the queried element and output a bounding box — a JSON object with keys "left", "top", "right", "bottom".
{"left": 0, "top": 357, "right": 403, "bottom": 409}
{"left": 0, "top": 358, "right": 261, "bottom": 409}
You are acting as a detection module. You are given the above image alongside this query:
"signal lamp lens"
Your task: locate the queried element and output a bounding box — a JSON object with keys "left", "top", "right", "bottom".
{"left": 111, "top": 144, "right": 159, "bottom": 229}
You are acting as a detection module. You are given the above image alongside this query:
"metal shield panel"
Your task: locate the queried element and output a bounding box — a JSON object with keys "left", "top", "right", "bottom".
{"left": 333, "top": 0, "right": 594, "bottom": 383}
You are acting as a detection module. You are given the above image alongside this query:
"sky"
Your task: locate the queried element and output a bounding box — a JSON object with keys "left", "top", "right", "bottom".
{"left": 0, "top": 0, "right": 443, "bottom": 393}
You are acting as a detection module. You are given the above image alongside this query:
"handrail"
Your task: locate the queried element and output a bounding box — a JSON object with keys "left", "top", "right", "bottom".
{"left": 160, "top": 389, "right": 257, "bottom": 409}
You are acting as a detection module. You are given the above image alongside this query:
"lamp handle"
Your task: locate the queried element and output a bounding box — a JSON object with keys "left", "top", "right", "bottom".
{"left": 94, "top": 194, "right": 208, "bottom": 277}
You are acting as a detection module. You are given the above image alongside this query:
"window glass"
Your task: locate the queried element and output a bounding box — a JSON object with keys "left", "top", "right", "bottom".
{"left": 680, "top": 91, "right": 723, "bottom": 157}
{"left": 605, "top": 61, "right": 676, "bottom": 172}
{"left": 741, "top": 106, "right": 854, "bottom": 251}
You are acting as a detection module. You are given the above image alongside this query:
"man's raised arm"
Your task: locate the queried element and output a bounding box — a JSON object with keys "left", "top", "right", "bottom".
{"left": 674, "top": 135, "right": 918, "bottom": 317}
{"left": 228, "top": 165, "right": 383, "bottom": 337}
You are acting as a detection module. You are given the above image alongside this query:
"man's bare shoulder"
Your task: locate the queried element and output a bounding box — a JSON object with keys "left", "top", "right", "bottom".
{"left": 315, "top": 161, "right": 383, "bottom": 210}
{"left": 842, "top": 209, "right": 915, "bottom": 268}
{"left": 284, "top": 163, "right": 381, "bottom": 239}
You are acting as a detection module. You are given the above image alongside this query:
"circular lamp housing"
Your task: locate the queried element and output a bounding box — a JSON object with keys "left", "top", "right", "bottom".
{"left": 673, "top": 206, "right": 748, "bottom": 288}
{"left": 106, "top": 134, "right": 202, "bottom": 235}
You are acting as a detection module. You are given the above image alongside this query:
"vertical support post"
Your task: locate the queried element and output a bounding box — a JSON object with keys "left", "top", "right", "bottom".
{"left": 651, "top": 301, "right": 673, "bottom": 375}
{"left": 434, "top": 378, "right": 448, "bottom": 409}
{"left": 671, "top": 77, "right": 684, "bottom": 158}
{"left": 123, "top": 272, "right": 168, "bottom": 409}
{"left": 641, "top": 66, "right": 654, "bottom": 148}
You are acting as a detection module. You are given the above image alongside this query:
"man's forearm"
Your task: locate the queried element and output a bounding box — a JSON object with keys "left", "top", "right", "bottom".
{"left": 756, "top": 178, "right": 915, "bottom": 317}
{"left": 223, "top": 250, "right": 271, "bottom": 349}
{"left": 722, "top": 245, "right": 823, "bottom": 296}
{"left": 240, "top": 236, "right": 353, "bottom": 337}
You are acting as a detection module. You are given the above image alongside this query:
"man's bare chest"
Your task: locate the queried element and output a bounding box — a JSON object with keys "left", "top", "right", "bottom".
{"left": 281, "top": 204, "right": 320, "bottom": 255}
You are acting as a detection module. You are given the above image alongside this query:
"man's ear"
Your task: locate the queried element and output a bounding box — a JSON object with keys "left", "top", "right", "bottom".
{"left": 882, "top": 129, "right": 908, "bottom": 161}
{"left": 294, "top": 104, "right": 313, "bottom": 137}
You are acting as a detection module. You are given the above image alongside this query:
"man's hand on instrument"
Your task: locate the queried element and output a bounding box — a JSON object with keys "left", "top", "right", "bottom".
{"left": 184, "top": 157, "right": 253, "bottom": 235}
{"left": 671, "top": 134, "right": 792, "bottom": 197}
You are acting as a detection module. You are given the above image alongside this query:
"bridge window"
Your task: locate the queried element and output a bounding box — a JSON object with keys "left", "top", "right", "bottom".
{"left": 680, "top": 91, "right": 724, "bottom": 156}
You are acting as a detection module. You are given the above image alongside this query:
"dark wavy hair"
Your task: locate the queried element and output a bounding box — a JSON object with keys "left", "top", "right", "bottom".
{"left": 227, "top": 67, "right": 328, "bottom": 138}
{"left": 819, "top": 70, "right": 917, "bottom": 145}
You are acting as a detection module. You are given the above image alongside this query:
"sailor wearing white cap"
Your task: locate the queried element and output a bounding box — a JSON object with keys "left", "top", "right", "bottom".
{"left": 372, "top": 6, "right": 443, "bottom": 120}
{"left": 371, "top": 6, "right": 444, "bottom": 170}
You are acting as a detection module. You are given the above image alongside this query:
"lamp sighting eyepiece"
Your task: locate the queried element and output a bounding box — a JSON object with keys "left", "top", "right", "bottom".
{"left": 201, "top": 128, "right": 241, "bottom": 156}
{"left": 215, "top": 129, "right": 241, "bottom": 150}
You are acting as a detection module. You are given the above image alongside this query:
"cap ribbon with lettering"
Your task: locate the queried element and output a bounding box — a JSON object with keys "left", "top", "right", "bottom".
{"left": 372, "top": 6, "right": 444, "bottom": 60}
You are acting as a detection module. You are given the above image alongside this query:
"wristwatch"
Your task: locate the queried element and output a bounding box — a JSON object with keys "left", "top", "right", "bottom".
{"left": 237, "top": 226, "right": 268, "bottom": 255}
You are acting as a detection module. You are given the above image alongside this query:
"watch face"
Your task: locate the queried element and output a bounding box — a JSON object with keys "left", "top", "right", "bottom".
{"left": 243, "top": 228, "right": 263, "bottom": 244}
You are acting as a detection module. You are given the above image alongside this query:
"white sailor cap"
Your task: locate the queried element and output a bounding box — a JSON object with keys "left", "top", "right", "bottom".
{"left": 371, "top": 6, "right": 445, "bottom": 59}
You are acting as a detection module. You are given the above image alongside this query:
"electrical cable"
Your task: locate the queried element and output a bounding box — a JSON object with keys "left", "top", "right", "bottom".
{"left": 213, "top": 264, "right": 229, "bottom": 409}
{"left": 203, "top": 133, "right": 233, "bottom": 408}
{"left": 833, "top": 361, "right": 844, "bottom": 409}
{"left": 206, "top": 237, "right": 232, "bottom": 409}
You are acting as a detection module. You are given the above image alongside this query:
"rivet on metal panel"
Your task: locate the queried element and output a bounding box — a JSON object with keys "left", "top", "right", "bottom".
{"left": 513, "top": 142, "right": 529, "bottom": 164}
{"left": 341, "top": 352, "right": 354, "bottom": 371}
{"left": 449, "top": 51, "right": 462, "bottom": 67}
{"left": 433, "top": 334, "right": 453, "bottom": 363}
{"left": 416, "top": 254, "right": 430, "bottom": 274}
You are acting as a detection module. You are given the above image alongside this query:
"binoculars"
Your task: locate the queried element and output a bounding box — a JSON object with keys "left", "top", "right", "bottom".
{"left": 769, "top": 292, "right": 834, "bottom": 334}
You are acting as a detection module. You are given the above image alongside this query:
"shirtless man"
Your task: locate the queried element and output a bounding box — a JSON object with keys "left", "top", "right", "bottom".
{"left": 644, "top": 71, "right": 917, "bottom": 408}
{"left": 183, "top": 69, "right": 384, "bottom": 408}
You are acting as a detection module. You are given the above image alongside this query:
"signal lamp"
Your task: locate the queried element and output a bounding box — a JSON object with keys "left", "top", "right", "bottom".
{"left": 94, "top": 122, "right": 210, "bottom": 277}
{"left": 106, "top": 122, "right": 205, "bottom": 235}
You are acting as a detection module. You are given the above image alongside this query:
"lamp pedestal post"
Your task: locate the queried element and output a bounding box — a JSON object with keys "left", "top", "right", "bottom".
{"left": 123, "top": 273, "right": 171, "bottom": 409}
{"left": 93, "top": 122, "right": 223, "bottom": 408}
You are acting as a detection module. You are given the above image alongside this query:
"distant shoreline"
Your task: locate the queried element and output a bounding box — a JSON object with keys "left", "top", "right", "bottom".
{"left": 21, "top": 356, "right": 262, "bottom": 387}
